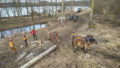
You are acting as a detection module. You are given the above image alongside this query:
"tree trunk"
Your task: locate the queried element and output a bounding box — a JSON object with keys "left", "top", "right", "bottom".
{"left": 55, "top": 0, "right": 58, "bottom": 17}
{"left": 20, "top": 45, "right": 57, "bottom": 68}
{"left": 71, "top": 0, "right": 74, "bottom": 13}
{"left": 61, "top": 0, "right": 64, "bottom": 24}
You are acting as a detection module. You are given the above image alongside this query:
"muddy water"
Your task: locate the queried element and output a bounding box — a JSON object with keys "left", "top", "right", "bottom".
{"left": 0, "top": 23, "right": 48, "bottom": 39}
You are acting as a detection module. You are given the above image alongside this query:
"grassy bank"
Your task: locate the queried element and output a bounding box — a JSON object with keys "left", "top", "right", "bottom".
{"left": 0, "top": 16, "right": 53, "bottom": 31}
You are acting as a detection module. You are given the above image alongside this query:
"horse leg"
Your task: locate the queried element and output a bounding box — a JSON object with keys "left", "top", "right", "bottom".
{"left": 83, "top": 46, "right": 86, "bottom": 53}
{"left": 73, "top": 42, "right": 78, "bottom": 53}
{"left": 73, "top": 46, "right": 77, "bottom": 53}
{"left": 83, "top": 44, "right": 89, "bottom": 53}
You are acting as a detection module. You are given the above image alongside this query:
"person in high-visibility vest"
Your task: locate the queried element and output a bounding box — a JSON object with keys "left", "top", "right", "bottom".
{"left": 92, "top": 24, "right": 96, "bottom": 29}
{"left": 9, "top": 38, "right": 16, "bottom": 54}
{"left": 88, "top": 23, "right": 96, "bottom": 30}
{"left": 72, "top": 31, "right": 76, "bottom": 47}
{"left": 47, "top": 32, "right": 50, "bottom": 40}
{"left": 23, "top": 34, "right": 28, "bottom": 47}
{"left": 46, "top": 30, "right": 50, "bottom": 40}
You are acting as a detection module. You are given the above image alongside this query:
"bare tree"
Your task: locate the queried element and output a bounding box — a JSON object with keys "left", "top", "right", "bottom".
{"left": 55, "top": 0, "right": 58, "bottom": 17}
{"left": 71, "top": 0, "right": 74, "bottom": 12}
{"left": 26, "top": 0, "right": 29, "bottom": 15}
{"left": 61, "top": 0, "right": 64, "bottom": 24}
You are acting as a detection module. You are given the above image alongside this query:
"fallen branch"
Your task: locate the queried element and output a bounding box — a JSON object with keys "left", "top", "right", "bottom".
{"left": 20, "top": 45, "right": 57, "bottom": 68}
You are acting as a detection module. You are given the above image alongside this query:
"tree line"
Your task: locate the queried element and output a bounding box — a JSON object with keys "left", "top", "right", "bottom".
{"left": 0, "top": 0, "right": 90, "bottom": 19}
{"left": 0, "top": 1, "right": 90, "bottom": 7}
{"left": 94, "top": 0, "right": 120, "bottom": 23}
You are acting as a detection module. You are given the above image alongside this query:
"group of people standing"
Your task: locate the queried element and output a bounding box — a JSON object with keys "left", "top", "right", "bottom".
{"left": 9, "top": 29, "right": 38, "bottom": 54}
{"left": 8, "top": 23, "right": 97, "bottom": 54}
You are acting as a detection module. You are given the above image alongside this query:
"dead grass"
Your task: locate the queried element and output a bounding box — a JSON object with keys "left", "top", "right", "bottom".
{"left": 0, "top": 16, "right": 52, "bottom": 31}
{"left": 0, "top": 16, "right": 120, "bottom": 68}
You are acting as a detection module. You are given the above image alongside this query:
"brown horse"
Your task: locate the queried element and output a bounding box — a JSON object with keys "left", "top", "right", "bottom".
{"left": 73, "top": 36, "right": 84, "bottom": 49}
{"left": 73, "top": 35, "right": 97, "bottom": 53}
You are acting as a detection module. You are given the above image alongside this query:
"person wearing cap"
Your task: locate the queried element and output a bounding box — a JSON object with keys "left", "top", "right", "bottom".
{"left": 31, "top": 29, "right": 38, "bottom": 40}
{"left": 72, "top": 31, "right": 76, "bottom": 47}
{"left": 23, "top": 34, "right": 28, "bottom": 47}
{"left": 9, "top": 38, "right": 16, "bottom": 54}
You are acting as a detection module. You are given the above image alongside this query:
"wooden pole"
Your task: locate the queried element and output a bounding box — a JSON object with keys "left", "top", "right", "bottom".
{"left": 20, "top": 45, "right": 57, "bottom": 68}
{"left": 90, "top": 0, "right": 95, "bottom": 21}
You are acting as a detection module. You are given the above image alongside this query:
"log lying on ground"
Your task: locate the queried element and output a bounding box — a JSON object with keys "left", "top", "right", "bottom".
{"left": 15, "top": 52, "right": 28, "bottom": 62}
{"left": 20, "top": 45, "right": 57, "bottom": 68}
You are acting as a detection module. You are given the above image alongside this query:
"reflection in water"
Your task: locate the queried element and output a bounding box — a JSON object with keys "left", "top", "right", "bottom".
{"left": 0, "top": 24, "right": 47, "bottom": 39}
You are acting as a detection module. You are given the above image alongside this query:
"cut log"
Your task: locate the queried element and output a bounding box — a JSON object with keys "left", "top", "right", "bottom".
{"left": 15, "top": 52, "right": 28, "bottom": 62}
{"left": 20, "top": 45, "right": 57, "bottom": 68}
